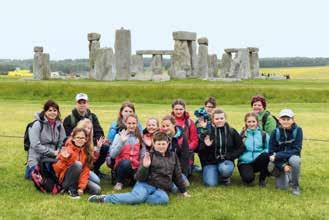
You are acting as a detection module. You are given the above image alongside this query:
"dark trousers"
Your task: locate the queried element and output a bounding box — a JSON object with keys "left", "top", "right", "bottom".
{"left": 93, "top": 144, "right": 110, "bottom": 172}
{"left": 115, "top": 160, "right": 136, "bottom": 184}
{"left": 238, "top": 152, "right": 269, "bottom": 184}
{"left": 62, "top": 161, "right": 82, "bottom": 191}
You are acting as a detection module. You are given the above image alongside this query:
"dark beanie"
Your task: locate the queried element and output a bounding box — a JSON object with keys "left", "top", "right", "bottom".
{"left": 251, "top": 95, "right": 267, "bottom": 109}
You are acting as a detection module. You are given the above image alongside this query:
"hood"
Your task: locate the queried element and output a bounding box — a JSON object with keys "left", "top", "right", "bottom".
{"left": 72, "top": 108, "right": 92, "bottom": 118}
{"left": 246, "top": 126, "right": 262, "bottom": 134}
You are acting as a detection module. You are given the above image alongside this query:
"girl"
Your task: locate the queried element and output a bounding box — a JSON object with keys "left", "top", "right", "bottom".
{"left": 53, "top": 128, "right": 100, "bottom": 199}
{"left": 171, "top": 99, "right": 198, "bottom": 175}
{"left": 109, "top": 114, "right": 143, "bottom": 191}
{"left": 199, "top": 108, "right": 245, "bottom": 186}
{"left": 251, "top": 95, "right": 277, "bottom": 135}
{"left": 161, "top": 115, "right": 190, "bottom": 186}
{"left": 26, "top": 100, "right": 66, "bottom": 179}
{"left": 141, "top": 117, "right": 160, "bottom": 156}
{"left": 238, "top": 112, "right": 270, "bottom": 187}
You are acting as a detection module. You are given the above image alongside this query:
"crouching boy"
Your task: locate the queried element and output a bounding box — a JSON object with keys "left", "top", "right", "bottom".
{"left": 88, "top": 131, "right": 190, "bottom": 205}
{"left": 268, "top": 109, "right": 303, "bottom": 195}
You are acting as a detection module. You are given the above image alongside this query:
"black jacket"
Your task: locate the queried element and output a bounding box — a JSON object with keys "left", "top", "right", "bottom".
{"left": 199, "top": 123, "right": 245, "bottom": 166}
{"left": 63, "top": 108, "right": 104, "bottom": 145}
{"left": 135, "top": 150, "right": 186, "bottom": 193}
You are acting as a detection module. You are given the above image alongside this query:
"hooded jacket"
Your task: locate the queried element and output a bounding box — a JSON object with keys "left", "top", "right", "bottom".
{"left": 258, "top": 110, "right": 277, "bottom": 135}
{"left": 199, "top": 123, "right": 245, "bottom": 166}
{"left": 53, "top": 139, "right": 91, "bottom": 190}
{"left": 27, "top": 113, "right": 66, "bottom": 168}
{"left": 63, "top": 108, "right": 104, "bottom": 145}
{"left": 107, "top": 120, "right": 143, "bottom": 143}
{"left": 135, "top": 149, "right": 186, "bottom": 193}
{"left": 238, "top": 127, "right": 269, "bottom": 165}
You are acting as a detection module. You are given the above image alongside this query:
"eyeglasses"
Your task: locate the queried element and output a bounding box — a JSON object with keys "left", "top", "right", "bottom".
{"left": 205, "top": 105, "right": 215, "bottom": 108}
{"left": 74, "top": 137, "right": 86, "bottom": 140}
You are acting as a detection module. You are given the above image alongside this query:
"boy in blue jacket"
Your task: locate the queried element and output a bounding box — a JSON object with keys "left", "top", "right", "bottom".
{"left": 268, "top": 109, "right": 303, "bottom": 196}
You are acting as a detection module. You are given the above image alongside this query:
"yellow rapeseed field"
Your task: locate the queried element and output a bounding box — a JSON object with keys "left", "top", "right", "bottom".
{"left": 261, "top": 66, "right": 329, "bottom": 79}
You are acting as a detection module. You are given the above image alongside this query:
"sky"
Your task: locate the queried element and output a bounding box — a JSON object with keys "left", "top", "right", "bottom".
{"left": 1, "top": 0, "right": 328, "bottom": 60}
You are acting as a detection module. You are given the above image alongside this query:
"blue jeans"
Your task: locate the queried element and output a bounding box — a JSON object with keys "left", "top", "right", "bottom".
{"left": 171, "top": 174, "right": 189, "bottom": 193}
{"left": 104, "top": 181, "right": 169, "bottom": 205}
{"left": 25, "top": 165, "right": 36, "bottom": 180}
{"left": 203, "top": 160, "right": 235, "bottom": 187}
{"left": 275, "top": 155, "right": 301, "bottom": 189}
{"left": 88, "top": 171, "right": 101, "bottom": 195}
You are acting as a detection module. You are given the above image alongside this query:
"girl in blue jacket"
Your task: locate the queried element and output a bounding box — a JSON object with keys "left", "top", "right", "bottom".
{"left": 238, "top": 112, "right": 270, "bottom": 187}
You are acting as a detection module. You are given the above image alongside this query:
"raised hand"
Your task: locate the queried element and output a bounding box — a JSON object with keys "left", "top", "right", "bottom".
{"left": 119, "top": 129, "right": 129, "bottom": 142}
{"left": 143, "top": 152, "right": 151, "bottom": 168}
{"left": 182, "top": 192, "right": 191, "bottom": 197}
{"left": 204, "top": 135, "right": 213, "bottom": 146}
{"left": 199, "top": 117, "right": 207, "bottom": 128}
{"left": 60, "top": 148, "right": 70, "bottom": 158}
{"left": 97, "top": 136, "right": 106, "bottom": 148}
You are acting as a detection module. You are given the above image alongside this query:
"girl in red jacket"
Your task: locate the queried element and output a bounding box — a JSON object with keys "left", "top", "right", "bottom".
{"left": 53, "top": 127, "right": 100, "bottom": 199}
{"left": 171, "top": 99, "right": 199, "bottom": 175}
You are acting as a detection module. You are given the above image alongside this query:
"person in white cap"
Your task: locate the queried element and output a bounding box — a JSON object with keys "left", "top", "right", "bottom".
{"left": 268, "top": 108, "right": 303, "bottom": 196}
{"left": 63, "top": 93, "right": 109, "bottom": 178}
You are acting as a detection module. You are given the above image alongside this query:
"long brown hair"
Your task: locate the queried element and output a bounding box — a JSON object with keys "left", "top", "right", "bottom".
{"left": 125, "top": 114, "right": 143, "bottom": 145}
{"left": 71, "top": 127, "right": 94, "bottom": 168}
{"left": 75, "top": 118, "right": 94, "bottom": 150}
{"left": 117, "top": 101, "right": 136, "bottom": 129}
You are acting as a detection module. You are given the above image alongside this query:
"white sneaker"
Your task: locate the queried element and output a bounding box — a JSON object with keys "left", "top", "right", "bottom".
{"left": 113, "top": 182, "right": 123, "bottom": 191}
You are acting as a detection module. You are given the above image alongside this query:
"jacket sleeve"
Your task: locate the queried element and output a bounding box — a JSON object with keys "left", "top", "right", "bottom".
{"left": 226, "top": 129, "right": 245, "bottom": 160}
{"left": 91, "top": 113, "right": 104, "bottom": 143}
{"left": 264, "top": 134, "right": 270, "bottom": 153}
{"left": 265, "top": 115, "right": 277, "bottom": 135}
{"left": 109, "top": 134, "right": 125, "bottom": 158}
{"left": 107, "top": 122, "right": 117, "bottom": 143}
{"left": 30, "top": 122, "right": 56, "bottom": 157}
{"left": 173, "top": 154, "right": 187, "bottom": 193}
{"left": 135, "top": 164, "right": 149, "bottom": 182}
{"left": 275, "top": 127, "right": 303, "bottom": 160}
{"left": 188, "top": 119, "right": 199, "bottom": 151}
{"left": 78, "top": 164, "right": 90, "bottom": 190}
{"left": 58, "top": 124, "right": 67, "bottom": 149}
{"left": 269, "top": 129, "right": 279, "bottom": 156}
{"left": 63, "top": 115, "right": 73, "bottom": 138}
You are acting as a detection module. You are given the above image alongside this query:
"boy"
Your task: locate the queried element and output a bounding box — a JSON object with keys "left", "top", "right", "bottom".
{"left": 268, "top": 109, "right": 303, "bottom": 195}
{"left": 88, "top": 131, "right": 190, "bottom": 205}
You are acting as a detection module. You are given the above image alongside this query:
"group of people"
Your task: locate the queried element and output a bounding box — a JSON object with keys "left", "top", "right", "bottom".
{"left": 24, "top": 93, "right": 303, "bottom": 205}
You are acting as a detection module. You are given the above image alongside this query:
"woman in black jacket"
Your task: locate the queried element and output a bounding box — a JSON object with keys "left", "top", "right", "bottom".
{"left": 199, "top": 108, "right": 245, "bottom": 186}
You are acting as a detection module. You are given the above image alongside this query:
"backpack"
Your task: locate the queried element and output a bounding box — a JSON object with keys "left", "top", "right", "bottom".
{"left": 24, "top": 120, "right": 43, "bottom": 151}
{"left": 275, "top": 126, "right": 298, "bottom": 145}
{"left": 31, "top": 158, "right": 61, "bottom": 194}
{"left": 262, "top": 111, "right": 279, "bottom": 131}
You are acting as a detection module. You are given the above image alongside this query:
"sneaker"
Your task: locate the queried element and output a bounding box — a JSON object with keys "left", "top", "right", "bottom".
{"left": 68, "top": 189, "right": 80, "bottom": 199}
{"left": 292, "top": 187, "right": 301, "bottom": 196}
{"left": 222, "top": 178, "right": 231, "bottom": 186}
{"left": 88, "top": 195, "right": 106, "bottom": 203}
{"left": 267, "top": 161, "right": 275, "bottom": 173}
{"left": 192, "top": 165, "right": 202, "bottom": 173}
{"left": 94, "top": 170, "right": 108, "bottom": 179}
{"left": 259, "top": 180, "right": 266, "bottom": 188}
{"left": 113, "top": 182, "right": 123, "bottom": 191}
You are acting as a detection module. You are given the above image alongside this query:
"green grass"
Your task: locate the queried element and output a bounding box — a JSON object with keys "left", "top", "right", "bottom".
{"left": 0, "top": 100, "right": 329, "bottom": 219}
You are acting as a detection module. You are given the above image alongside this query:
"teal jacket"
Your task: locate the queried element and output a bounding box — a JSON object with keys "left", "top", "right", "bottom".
{"left": 238, "top": 127, "right": 269, "bottom": 165}
{"left": 258, "top": 110, "right": 277, "bottom": 135}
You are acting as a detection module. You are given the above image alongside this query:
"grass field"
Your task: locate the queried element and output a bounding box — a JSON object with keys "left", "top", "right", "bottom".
{"left": 0, "top": 68, "right": 329, "bottom": 219}
{"left": 0, "top": 99, "right": 328, "bottom": 219}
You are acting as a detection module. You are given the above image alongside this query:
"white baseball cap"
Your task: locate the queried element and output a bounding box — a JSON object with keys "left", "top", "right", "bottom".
{"left": 75, "top": 93, "right": 88, "bottom": 101}
{"left": 279, "top": 109, "right": 294, "bottom": 118}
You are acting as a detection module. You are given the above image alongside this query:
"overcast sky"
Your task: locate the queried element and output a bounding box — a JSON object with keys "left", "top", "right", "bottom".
{"left": 1, "top": 0, "right": 328, "bottom": 60}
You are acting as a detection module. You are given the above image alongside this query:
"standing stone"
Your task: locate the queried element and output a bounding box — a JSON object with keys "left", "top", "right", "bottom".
{"left": 230, "top": 49, "right": 250, "bottom": 79}
{"left": 115, "top": 28, "right": 131, "bottom": 80}
{"left": 33, "top": 47, "right": 50, "bottom": 80}
{"left": 172, "top": 40, "right": 191, "bottom": 78}
{"left": 131, "top": 54, "right": 144, "bottom": 75}
{"left": 208, "top": 54, "right": 218, "bottom": 78}
{"left": 94, "top": 48, "right": 115, "bottom": 81}
{"left": 190, "top": 41, "right": 198, "bottom": 77}
{"left": 87, "top": 33, "right": 101, "bottom": 79}
{"left": 197, "top": 37, "right": 209, "bottom": 79}
{"left": 151, "top": 55, "right": 163, "bottom": 75}
{"left": 221, "top": 53, "right": 232, "bottom": 78}
{"left": 250, "top": 52, "right": 259, "bottom": 78}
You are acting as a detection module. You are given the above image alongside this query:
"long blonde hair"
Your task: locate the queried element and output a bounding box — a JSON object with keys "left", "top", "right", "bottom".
{"left": 76, "top": 118, "right": 94, "bottom": 150}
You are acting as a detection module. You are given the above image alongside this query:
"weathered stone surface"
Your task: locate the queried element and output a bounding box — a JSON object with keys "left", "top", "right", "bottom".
{"left": 88, "top": 40, "right": 100, "bottom": 79}
{"left": 33, "top": 52, "right": 50, "bottom": 80}
{"left": 151, "top": 55, "right": 163, "bottom": 75}
{"left": 208, "top": 54, "right": 218, "bottom": 78}
{"left": 131, "top": 54, "right": 144, "bottom": 74}
{"left": 247, "top": 47, "right": 259, "bottom": 53}
{"left": 172, "top": 31, "right": 197, "bottom": 41}
{"left": 88, "top": 32, "right": 101, "bottom": 41}
{"left": 220, "top": 53, "right": 232, "bottom": 77}
{"left": 115, "top": 28, "right": 131, "bottom": 80}
{"left": 136, "top": 50, "right": 173, "bottom": 55}
{"left": 198, "top": 37, "right": 208, "bottom": 45}
{"left": 171, "top": 40, "right": 191, "bottom": 78}
{"left": 34, "top": 46, "right": 43, "bottom": 53}
{"left": 94, "top": 48, "right": 115, "bottom": 81}
{"left": 230, "top": 48, "right": 250, "bottom": 79}
{"left": 190, "top": 41, "right": 198, "bottom": 77}
{"left": 129, "top": 71, "right": 152, "bottom": 81}
{"left": 197, "top": 45, "right": 208, "bottom": 79}
{"left": 250, "top": 52, "right": 259, "bottom": 78}
{"left": 152, "top": 73, "right": 170, "bottom": 82}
